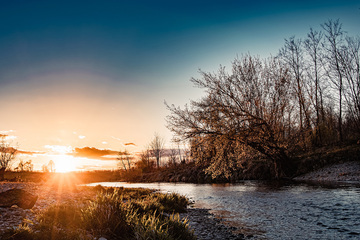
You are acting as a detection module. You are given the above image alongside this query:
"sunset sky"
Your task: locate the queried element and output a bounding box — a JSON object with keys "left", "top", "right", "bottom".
{"left": 0, "top": 0, "right": 359, "bottom": 171}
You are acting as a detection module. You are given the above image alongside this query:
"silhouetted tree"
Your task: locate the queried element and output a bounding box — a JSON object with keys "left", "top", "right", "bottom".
{"left": 117, "top": 150, "right": 133, "bottom": 171}
{"left": 149, "top": 133, "right": 165, "bottom": 168}
{"left": 48, "top": 160, "right": 55, "bottom": 172}
{"left": 0, "top": 135, "right": 17, "bottom": 180}
{"left": 15, "top": 159, "right": 33, "bottom": 172}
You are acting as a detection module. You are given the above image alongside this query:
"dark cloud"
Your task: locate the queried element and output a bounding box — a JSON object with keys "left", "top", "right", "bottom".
{"left": 71, "top": 147, "right": 119, "bottom": 160}
{"left": 124, "top": 142, "right": 136, "bottom": 146}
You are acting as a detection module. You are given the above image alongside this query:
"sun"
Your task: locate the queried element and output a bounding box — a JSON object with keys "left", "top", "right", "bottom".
{"left": 52, "top": 154, "right": 78, "bottom": 172}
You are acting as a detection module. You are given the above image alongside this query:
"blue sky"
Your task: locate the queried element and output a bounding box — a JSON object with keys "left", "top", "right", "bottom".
{"left": 0, "top": 0, "right": 359, "bottom": 158}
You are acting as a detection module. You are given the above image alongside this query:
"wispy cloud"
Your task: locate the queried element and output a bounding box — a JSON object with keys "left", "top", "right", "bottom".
{"left": 44, "top": 145, "right": 73, "bottom": 154}
{"left": 111, "top": 136, "right": 122, "bottom": 141}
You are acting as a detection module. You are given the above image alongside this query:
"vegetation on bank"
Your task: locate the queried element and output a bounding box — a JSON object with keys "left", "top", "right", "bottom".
{"left": 165, "top": 19, "right": 360, "bottom": 179}
{"left": 0, "top": 186, "right": 196, "bottom": 240}
{"left": 118, "top": 141, "right": 360, "bottom": 183}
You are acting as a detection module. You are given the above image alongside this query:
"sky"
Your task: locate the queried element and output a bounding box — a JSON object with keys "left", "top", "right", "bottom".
{"left": 0, "top": 0, "right": 359, "bottom": 171}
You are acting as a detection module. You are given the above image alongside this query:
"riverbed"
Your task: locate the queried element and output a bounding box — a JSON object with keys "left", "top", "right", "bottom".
{"left": 87, "top": 181, "right": 360, "bottom": 239}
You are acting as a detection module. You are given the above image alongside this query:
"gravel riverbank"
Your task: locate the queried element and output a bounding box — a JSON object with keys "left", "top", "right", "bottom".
{"left": 294, "top": 161, "right": 360, "bottom": 183}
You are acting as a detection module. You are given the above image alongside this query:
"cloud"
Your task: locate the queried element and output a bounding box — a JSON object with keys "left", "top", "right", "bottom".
{"left": 78, "top": 135, "right": 86, "bottom": 139}
{"left": 44, "top": 145, "right": 72, "bottom": 154}
{"left": 124, "top": 142, "right": 136, "bottom": 146}
{"left": 71, "top": 147, "right": 119, "bottom": 160}
{"left": 18, "top": 150, "right": 46, "bottom": 155}
{"left": 0, "top": 133, "right": 17, "bottom": 141}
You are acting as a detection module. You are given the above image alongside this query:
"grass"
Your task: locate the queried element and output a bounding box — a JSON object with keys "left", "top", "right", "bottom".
{"left": 0, "top": 186, "right": 196, "bottom": 240}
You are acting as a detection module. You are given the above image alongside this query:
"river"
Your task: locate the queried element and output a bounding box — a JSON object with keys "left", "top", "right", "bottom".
{"left": 87, "top": 181, "right": 360, "bottom": 239}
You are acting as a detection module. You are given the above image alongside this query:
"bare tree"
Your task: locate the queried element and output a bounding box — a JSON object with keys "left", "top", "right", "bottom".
{"left": 322, "top": 19, "right": 345, "bottom": 142}
{"left": 42, "top": 164, "right": 49, "bottom": 173}
{"left": 48, "top": 160, "right": 55, "bottom": 172}
{"left": 340, "top": 36, "right": 360, "bottom": 132}
{"left": 279, "top": 36, "right": 312, "bottom": 145}
{"left": 139, "top": 148, "right": 152, "bottom": 167}
{"left": 167, "top": 55, "right": 295, "bottom": 179}
{"left": 0, "top": 135, "right": 17, "bottom": 180}
{"left": 168, "top": 148, "right": 178, "bottom": 165}
{"left": 149, "top": 133, "right": 165, "bottom": 168}
{"left": 117, "top": 150, "right": 133, "bottom": 171}
{"left": 304, "top": 28, "right": 325, "bottom": 145}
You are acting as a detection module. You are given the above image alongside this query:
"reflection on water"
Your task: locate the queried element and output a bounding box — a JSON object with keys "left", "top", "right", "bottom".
{"left": 87, "top": 181, "right": 360, "bottom": 239}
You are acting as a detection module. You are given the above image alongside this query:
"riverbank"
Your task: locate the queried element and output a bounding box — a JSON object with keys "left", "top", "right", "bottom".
{"left": 0, "top": 182, "right": 243, "bottom": 240}
{"left": 293, "top": 161, "right": 360, "bottom": 183}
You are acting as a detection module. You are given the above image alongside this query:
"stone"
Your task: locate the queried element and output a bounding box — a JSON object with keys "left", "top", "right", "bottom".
{"left": 0, "top": 188, "right": 38, "bottom": 209}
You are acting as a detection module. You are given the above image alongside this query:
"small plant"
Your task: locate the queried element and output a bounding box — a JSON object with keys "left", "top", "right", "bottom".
{"left": 81, "top": 190, "right": 134, "bottom": 239}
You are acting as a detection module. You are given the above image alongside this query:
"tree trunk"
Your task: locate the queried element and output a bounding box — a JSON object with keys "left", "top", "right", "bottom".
{"left": 0, "top": 167, "right": 5, "bottom": 181}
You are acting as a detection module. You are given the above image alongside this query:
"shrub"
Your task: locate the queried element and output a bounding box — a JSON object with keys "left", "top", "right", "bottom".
{"left": 81, "top": 190, "right": 134, "bottom": 239}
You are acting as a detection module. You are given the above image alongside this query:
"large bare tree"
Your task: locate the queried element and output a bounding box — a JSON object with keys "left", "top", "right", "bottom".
{"left": 167, "top": 56, "right": 295, "bottom": 179}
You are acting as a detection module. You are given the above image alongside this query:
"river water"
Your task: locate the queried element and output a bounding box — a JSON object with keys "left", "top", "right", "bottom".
{"left": 87, "top": 181, "right": 360, "bottom": 239}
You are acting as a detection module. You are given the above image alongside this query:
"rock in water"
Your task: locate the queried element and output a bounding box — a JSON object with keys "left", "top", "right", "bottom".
{"left": 0, "top": 188, "right": 38, "bottom": 209}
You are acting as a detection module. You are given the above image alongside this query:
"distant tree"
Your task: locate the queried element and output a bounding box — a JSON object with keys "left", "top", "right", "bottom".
{"left": 168, "top": 148, "right": 178, "bottom": 165}
{"left": 0, "top": 135, "right": 17, "bottom": 180}
{"left": 139, "top": 148, "right": 152, "bottom": 168}
{"left": 117, "top": 150, "right": 133, "bottom": 171}
{"left": 24, "top": 160, "right": 34, "bottom": 172}
{"left": 48, "top": 160, "right": 55, "bottom": 172}
{"left": 42, "top": 164, "right": 49, "bottom": 173}
{"left": 149, "top": 133, "right": 165, "bottom": 168}
{"left": 15, "top": 159, "right": 34, "bottom": 172}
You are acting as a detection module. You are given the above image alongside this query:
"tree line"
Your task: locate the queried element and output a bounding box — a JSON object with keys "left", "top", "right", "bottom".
{"left": 166, "top": 20, "right": 360, "bottom": 179}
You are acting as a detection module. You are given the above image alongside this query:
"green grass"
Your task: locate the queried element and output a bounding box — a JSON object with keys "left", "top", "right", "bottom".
{"left": 0, "top": 187, "right": 196, "bottom": 240}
